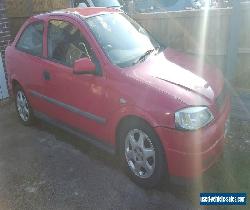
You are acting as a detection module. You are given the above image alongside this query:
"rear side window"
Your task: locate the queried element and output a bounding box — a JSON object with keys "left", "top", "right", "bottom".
{"left": 16, "top": 22, "right": 44, "bottom": 56}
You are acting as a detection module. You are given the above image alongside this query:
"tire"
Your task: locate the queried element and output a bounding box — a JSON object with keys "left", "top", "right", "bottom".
{"left": 14, "top": 85, "right": 34, "bottom": 125}
{"left": 118, "top": 119, "right": 167, "bottom": 188}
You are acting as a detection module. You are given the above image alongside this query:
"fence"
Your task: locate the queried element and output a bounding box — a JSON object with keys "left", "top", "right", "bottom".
{"left": 132, "top": 2, "right": 250, "bottom": 89}
{"left": 6, "top": 0, "right": 71, "bottom": 38}
{"left": 4, "top": 0, "right": 250, "bottom": 89}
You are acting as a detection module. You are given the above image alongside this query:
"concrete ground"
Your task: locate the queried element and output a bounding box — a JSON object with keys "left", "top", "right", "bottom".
{"left": 0, "top": 100, "right": 249, "bottom": 210}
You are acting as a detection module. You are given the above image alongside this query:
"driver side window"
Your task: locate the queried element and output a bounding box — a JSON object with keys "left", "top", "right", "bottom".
{"left": 48, "top": 20, "right": 90, "bottom": 66}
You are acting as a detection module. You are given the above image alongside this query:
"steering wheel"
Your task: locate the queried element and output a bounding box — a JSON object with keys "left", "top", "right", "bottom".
{"left": 66, "top": 44, "right": 84, "bottom": 66}
{"left": 78, "top": 42, "right": 89, "bottom": 57}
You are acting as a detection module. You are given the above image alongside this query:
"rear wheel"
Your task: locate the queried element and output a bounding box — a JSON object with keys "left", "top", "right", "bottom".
{"left": 118, "top": 119, "right": 166, "bottom": 188}
{"left": 15, "top": 86, "right": 34, "bottom": 125}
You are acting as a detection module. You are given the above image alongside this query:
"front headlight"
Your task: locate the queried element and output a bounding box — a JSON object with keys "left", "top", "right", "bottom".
{"left": 175, "top": 106, "right": 214, "bottom": 130}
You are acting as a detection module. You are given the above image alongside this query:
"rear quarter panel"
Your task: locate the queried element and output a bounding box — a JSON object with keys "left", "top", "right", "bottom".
{"left": 5, "top": 17, "right": 42, "bottom": 95}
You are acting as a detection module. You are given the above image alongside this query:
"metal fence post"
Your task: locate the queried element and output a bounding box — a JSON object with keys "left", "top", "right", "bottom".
{"left": 226, "top": 0, "right": 241, "bottom": 81}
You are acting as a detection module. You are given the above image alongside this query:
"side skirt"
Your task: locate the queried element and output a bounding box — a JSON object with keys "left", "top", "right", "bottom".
{"left": 33, "top": 111, "right": 115, "bottom": 155}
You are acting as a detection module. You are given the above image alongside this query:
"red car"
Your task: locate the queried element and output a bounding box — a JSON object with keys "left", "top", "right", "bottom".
{"left": 5, "top": 8, "right": 230, "bottom": 187}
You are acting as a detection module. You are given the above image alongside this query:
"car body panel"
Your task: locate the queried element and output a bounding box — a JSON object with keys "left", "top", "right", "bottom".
{"left": 5, "top": 8, "right": 231, "bottom": 180}
{"left": 156, "top": 93, "right": 230, "bottom": 177}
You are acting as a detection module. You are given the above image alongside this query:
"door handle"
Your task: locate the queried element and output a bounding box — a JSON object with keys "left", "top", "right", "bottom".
{"left": 43, "top": 70, "right": 51, "bottom": 81}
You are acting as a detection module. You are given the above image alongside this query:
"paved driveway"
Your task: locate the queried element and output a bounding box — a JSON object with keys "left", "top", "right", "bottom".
{"left": 0, "top": 102, "right": 198, "bottom": 210}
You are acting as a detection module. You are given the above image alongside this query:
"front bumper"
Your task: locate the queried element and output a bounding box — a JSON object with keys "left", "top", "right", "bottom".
{"left": 155, "top": 97, "right": 231, "bottom": 179}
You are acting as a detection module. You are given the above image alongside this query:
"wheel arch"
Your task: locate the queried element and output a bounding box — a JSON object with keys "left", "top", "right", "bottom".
{"left": 115, "top": 115, "right": 151, "bottom": 147}
{"left": 10, "top": 78, "right": 24, "bottom": 97}
{"left": 110, "top": 106, "right": 161, "bottom": 149}
{"left": 115, "top": 114, "right": 164, "bottom": 157}
{"left": 12, "top": 79, "right": 21, "bottom": 92}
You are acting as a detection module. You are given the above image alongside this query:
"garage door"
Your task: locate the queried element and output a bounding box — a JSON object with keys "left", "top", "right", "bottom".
{"left": 0, "top": 54, "right": 8, "bottom": 100}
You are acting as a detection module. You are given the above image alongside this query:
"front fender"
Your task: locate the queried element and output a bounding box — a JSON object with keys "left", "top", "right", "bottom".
{"left": 106, "top": 105, "right": 163, "bottom": 145}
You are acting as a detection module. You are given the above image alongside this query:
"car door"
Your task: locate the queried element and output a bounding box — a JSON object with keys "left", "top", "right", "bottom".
{"left": 41, "top": 17, "right": 111, "bottom": 143}
{"left": 11, "top": 20, "right": 48, "bottom": 113}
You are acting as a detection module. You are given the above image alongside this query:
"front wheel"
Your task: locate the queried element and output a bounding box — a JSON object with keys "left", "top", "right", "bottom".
{"left": 118, "top": 120, "right": 167, "bottom": 188}
{"left": 15, "top": 86, "right": 34, "bottom": 125}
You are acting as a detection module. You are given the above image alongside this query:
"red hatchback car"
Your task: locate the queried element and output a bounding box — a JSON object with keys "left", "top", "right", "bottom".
{"left": 6, "top": 8, "right": 230, "bottom": 187}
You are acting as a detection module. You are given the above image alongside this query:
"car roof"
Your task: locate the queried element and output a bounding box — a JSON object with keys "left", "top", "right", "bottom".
{"left": 34, "top": 7, "right": 120, "bottom": 20}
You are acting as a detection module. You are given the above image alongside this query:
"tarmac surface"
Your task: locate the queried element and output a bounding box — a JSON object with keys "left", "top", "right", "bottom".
{"left": 1, "top": 93, "right": 250, "bottom": 210}
{"left": 0, "top": 102, "right": 198, "bottom": 210}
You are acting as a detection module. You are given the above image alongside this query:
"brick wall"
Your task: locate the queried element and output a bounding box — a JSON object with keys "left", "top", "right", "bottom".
{"left": 0, "top": 0, "right": 11, "bottom": 69}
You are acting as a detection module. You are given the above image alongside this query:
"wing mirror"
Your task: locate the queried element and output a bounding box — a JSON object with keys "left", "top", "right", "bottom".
{"left": 73, "top": 58, "right": 96, "bottom": 75}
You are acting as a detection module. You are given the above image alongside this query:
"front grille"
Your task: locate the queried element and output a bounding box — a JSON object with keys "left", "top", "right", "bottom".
{"left": 216, "top": 85, "right": 227, "bottom": 112}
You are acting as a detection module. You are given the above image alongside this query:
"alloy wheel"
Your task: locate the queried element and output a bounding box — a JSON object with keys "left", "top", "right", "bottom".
{"left": 125, "top": 129, "right": 156, "bottom": 179}
{"left": 16, "top": 90, "right": 30, "bottom": 122}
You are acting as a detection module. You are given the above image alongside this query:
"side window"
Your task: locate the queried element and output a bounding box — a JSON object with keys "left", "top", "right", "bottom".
{"left": 16, "top": 22, "right": 44, "bottom": 56}
{"left": 48, "top": 20, "right": 91, "bottom": 66}
{"left": 74, "top": 0, "right": 90, "bottom": 7}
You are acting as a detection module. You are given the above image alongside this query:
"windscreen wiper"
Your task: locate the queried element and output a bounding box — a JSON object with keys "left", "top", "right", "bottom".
{"left": 107, "top": 6, "right": 121, "bottom": 8}
{"left": 133, "top": 49, "right": 155, "bottom": 65}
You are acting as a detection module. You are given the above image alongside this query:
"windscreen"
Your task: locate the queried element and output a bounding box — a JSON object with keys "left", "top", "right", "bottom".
{"left": 86, "top": 13, "right": 160, "bottom": 68}
{"left": 92, "top": 0, "right": 121, "bottom": 7}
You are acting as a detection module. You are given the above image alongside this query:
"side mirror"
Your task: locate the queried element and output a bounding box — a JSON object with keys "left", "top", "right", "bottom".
{"left": 73, "top": 57, "right": 96, "bottom": 75}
